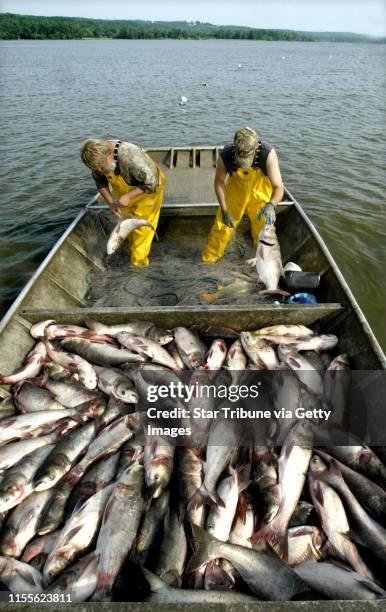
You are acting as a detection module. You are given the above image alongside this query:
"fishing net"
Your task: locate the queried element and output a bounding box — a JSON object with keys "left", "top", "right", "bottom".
{"left": 82, "top": 211, "right": 276, "bottom": 308}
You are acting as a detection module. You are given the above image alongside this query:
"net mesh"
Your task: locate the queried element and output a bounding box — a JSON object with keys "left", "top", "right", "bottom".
{"left": 82, "top": 212, "right": 276, "bottom": 308}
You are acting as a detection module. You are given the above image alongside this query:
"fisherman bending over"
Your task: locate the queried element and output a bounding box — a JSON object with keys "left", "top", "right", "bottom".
{"left": 81, "top": 139, "right": 167, "bottom": 267}
{"left": 202, "top": 127, "right": 284, "bottom": 263}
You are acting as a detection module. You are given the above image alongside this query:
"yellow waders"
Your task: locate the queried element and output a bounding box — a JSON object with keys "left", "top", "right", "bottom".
{"left": 105, "top": 165, "right": 167, "bottom": 267}
{"left": 202, "top": 167, "right": 273, "bottom": 263}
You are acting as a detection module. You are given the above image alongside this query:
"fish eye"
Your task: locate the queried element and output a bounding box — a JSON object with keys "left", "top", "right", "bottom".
{"left": 154, "top": 474, "right": 159, "bottom": 481}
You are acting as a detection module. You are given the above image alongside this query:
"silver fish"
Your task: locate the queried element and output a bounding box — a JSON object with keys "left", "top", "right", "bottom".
{"left": 187, "top": 524, "right": 308, "bottom": 601}
{"left": 64, "top": 413, "right": 145, "bottom": 487}
{"left": 240, "top": 332, "right": 278, "bottom": 369}
{"left": 33, "top": 377, "right": 101, "bottom": 408}
{"left": 172, "top": 327, "right": 207, "bottom": 369}
{"left": 143, "top": 568, "right": 258, "bottom": 603}
{"left": 178, "top": 448, "right": 205, "bottom": 527}
{"left": 317, "top": 458, "right": 386, "bottom": 562}
{"left": 204, "top": 339, "right": 227, "bottom": 371}
{"left": 0, "top": 432, "right": 59, "bottom": 471}
{"left": 61, "top": 338, "right": 145, "bottom": 367}
{"left": 0, "top": 444, "right": 55, "bottom": 512}
{"left": 33, "top": 422, "right": 97, "bottom": 491}
{"left": 68, "top": 454, "right": 119, "bottom": 515}
{"left": 14, "top": 381, "right": 66, "bottom": 413}
{"left": 44, "top": 338, "right": 97, "bottom": 390}
{"left": 93, "top": 366, "right": 138, "bottom": 403}
{"left": 144, "top": 434, "right": 174, "bottom": 500}
{"left": 107, "top": 217, "right": 154, "bottom": 255}
{"left": 0, "top": 397, "right": 16, "bottom": 419}
{"left": 247, "top": 224, "right": 289, "bottom": 296}
{"left": 155, "top": 510, "right": 187, "bottom": 587}
{"left": 21, "top": 531, "right": 60, "bottom": 564}
{"left": 253, "top": 422, "right": 313, "bottom": 560}
{"left": 315, "top": 449, "right": 386, "bottom": 521}
{"left": 0, "top": 489, "right": 53, "bottom": 558}
{"left": 48, "top": 553, "right": 100, "bottom": 602}
{"left": 43, "top": 484, "right": 114, "bottom": 584}
{"left": 92, "top": 464, "right": 145, "bottom": 601}
{"left": 136, "top": 489, "right": 170, "bottom": 565}
{"left": 85, "top": 319, "right": 173, "bottom": 345}
{"left": 117, "top": 333, "right": 178, "bottom": 370}
{"left": 249, "top": 324, "right": 314, "bottom": 339}
{"left": 294, "top": 561, "right": 385, "bottom": 600}
{"left": 188, "top": 419, "right": 243, "bottom": 509}
{"left": 278, "top": 344, "right": 324, "bottom": 395}
{"left": 0, "top": 342, "right": 47, "bottom": 385}
{"left": 0, "top": 556, "right": 43, "bottom": 593}
{"left": 286, "top": 334, "right": 338, "bottom": 352}
{"left": 286, "top": 526, "right": 325, "bottom": 566}
{"left": 308, "top": 455, "right": 373, "bottom": 579}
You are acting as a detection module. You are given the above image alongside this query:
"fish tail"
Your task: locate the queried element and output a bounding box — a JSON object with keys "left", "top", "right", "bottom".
{"left": 142, "top": 567, "right": 164, "bottom": 592}
{"left": 186, "top": 486, "right": 207, "bottom": 512}
{"left": 163, "top": 569, "right": 181, "bottom": 588}
{"left": 250, "top": 516, "right": 289, "bottom": 561}
{"left": 204, "top": 560, "right": 235, "bottom": 590}
{"left": 200, "top": 292, "right": 217, "bottom": 304}
{"left": 258, "top": 289, "right": 291, "bottom": 297}
{"left": 185, "top": 524, "right": 218, "bottom": 573}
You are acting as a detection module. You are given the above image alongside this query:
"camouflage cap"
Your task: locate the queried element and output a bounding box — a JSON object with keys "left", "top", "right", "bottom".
{"left": 234, "top": 127, "right": 258, "bottom": 168}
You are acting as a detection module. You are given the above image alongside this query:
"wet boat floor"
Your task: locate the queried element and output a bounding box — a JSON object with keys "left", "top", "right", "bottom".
{"left": 84, "top": 212, "right": 279, "bottom": 308}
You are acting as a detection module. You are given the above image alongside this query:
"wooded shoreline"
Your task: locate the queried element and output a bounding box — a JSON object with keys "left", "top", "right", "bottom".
{"left": 1, "top": 13, "right": 384, "bottom": 42}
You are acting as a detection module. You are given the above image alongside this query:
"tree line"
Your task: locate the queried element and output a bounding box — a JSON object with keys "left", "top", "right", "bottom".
{"left": 0, "top": 13, "right": 382, "bottom": 43}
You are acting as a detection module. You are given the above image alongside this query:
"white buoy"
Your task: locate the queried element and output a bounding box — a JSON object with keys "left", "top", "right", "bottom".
{"left": 178, "top": 95, "right": 188, "bottom": 106}
{"left": 282, "top": 56, "right": 286, "bottom": 60}
{"left": 238, "top": 63, "right": 242, "bottom": 68}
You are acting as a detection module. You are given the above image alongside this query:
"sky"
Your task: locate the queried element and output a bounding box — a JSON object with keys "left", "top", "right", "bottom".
{"left": 0, "top": 0, "right": 385, "bottom": 36}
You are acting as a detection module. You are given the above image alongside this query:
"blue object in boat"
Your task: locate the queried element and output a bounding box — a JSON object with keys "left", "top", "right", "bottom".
{"left": 287, "top": 293, "right": 317, "bottom": 304}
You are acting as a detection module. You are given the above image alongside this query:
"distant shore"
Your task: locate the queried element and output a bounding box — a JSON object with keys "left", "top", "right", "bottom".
{"left": 0, "top": 13, "right": 384, "bottom": 43}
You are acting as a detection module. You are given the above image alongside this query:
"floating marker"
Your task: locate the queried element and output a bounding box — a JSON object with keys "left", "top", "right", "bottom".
{"left": 238, "top": 63, "right": 242, "bottom": 68}
{"left": 178, "top": 95, "right": 188, "bottom": 106}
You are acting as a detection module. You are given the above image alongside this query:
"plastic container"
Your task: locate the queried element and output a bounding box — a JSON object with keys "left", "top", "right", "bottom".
{"left": 287, "top": 292, "right": 317, "bottom": 304}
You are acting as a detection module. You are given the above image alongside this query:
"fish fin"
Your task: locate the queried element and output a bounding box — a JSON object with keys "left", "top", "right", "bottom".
{"left": 353, "top": 576, "right": 385, "bottom": 596}
{"left": 289, "top": 526, "right": 316, "bottom": 537}
{"left": 185, "top": 524, "right": 217, "bottom": 573}
{"left": 178, "top": 501, "right": 186, "bottom": 525}
{"left": 291, "top": 544, "right": 315, "bottom": 566}
{"left": 250, "top": 515, "right": 289, "bottom": 561}
{"left": 323, "top": 540, "right": 341, "bottom": 558}
{"left": 313, "top": 480, "right": 324, "bottom": 507}
{"left": 141, "top": 567, "right": 165, "bottom": 592}
{"left": 162, "top": 569, "right": 181, "bottom": 588}
{"left": 258, "top": 289, "right": 291, "bottom": 296}
{"left": 187, "top": 487, "right": 206, "bottom": 512}
{"left": 62, "top": 524, "right": 83, "bottom": 542}
{"left": 341, "top": 529, "right": 366, "bottom": 548}
{"left": 204, "top": 560, "right": 235, "bottom": 590}
{"left": 15, "top": 566, "right": 40, "bottom": 587}
{"left": 200, "top": 292, "right": 217, "bottom": 304}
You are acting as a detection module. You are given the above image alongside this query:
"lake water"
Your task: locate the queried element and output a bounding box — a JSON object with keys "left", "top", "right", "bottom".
{"left": 0, "top": 39, "right": 385, "bottom": 348}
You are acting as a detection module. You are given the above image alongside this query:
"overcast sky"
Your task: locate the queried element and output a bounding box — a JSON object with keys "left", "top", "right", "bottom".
{"left": 1, "top": 0, "right": 385, "bottom": 36}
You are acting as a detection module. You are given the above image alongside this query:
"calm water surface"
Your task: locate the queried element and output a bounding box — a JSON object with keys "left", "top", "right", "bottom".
{"left": 0, "top": 40, "right": 385, "bottom": 348}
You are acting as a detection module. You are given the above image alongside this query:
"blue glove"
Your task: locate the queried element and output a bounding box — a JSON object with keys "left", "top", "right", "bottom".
{"left": 258, "top": 202, "right": 276, "bottom": 225}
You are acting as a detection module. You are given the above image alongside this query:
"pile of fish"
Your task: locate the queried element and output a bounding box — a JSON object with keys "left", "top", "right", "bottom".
{"left": 0, "top": 320, "right": 385, "bottom": 602}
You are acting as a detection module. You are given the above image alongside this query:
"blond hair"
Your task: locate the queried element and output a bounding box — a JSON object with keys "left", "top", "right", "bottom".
{"left": 80, "top": 139, "right": 111, "bottom": 169}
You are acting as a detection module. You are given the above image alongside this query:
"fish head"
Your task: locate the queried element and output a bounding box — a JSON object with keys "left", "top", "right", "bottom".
{"left": 309, "top": 454, "right": 327, "bottom": 476}
{"left": 34, "top": 465, "right": 60, "bottom": 491}
{"left": 259, "top": 223, "right": 277, "bottom": 244}
{"left": 146, "top": 463, "right": 171, "bottom": 499}
{"left": 78, "top": 367, "right": 97, "bottom": 390}
{"left": 147, "top": 327, "right": 174, "bottom": 345}
{"left": 113, "top": 381, "right": 138, "bottom": 404}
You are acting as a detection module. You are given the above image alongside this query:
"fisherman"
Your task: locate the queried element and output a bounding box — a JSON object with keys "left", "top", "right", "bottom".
{"left": 202, "top": 127, "right": 284, "bottom": 263}
{"left": 80, "top": 139, "right": 167, "bottom": 267}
